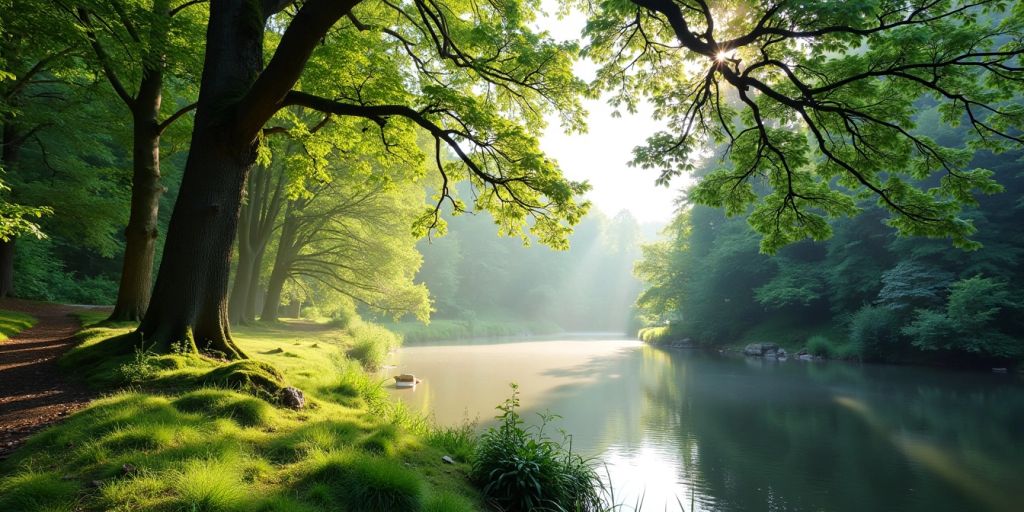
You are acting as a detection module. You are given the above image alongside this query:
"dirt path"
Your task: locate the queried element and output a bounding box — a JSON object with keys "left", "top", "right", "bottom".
{"left": 0, "top": 299, "right": 99, "bottom": 460}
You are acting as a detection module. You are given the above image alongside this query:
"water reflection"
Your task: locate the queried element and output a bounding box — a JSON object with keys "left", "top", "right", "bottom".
{"left": 386, "top": 339, "right": 1024, "bottom": 511}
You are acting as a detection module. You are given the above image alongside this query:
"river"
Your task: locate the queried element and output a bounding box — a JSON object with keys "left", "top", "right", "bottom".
{"left": 384, "top": 337, "right": 1024, "bottom": 512}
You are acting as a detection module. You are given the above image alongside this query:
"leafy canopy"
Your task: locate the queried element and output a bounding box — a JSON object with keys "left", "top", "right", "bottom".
{"left": 581, "top": 0, "right": 1024, "bottom": 252}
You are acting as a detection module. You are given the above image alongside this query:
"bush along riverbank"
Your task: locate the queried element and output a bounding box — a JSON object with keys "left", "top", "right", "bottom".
{"left": 638, "top": 322, "right": 1024, "bottom": 373}
{"left": 0, "top": 312, "right": 620, "bottom": 511}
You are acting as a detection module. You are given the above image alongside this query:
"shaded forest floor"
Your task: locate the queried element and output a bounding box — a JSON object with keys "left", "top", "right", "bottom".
{"left": 0, "top": 300, "right": 104, "bottom": 459}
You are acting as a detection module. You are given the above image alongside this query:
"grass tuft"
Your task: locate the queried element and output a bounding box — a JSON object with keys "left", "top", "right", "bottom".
{"left": 304, "top": 450, "right": 424, "bottom": 511}
{"left": 173, "top": 389, "right": 278, "bottom": 427}
{"left": 173, "top": 457, "right": 248, "bottom": 512}
{"left": 423, "top": 490, "right": 477, "bottom": 512}
{"left": 0, "top": 471, "right": 78, "bottom": 512}
{"left": 0, "top": 309, "right": 35, "bottom": 341}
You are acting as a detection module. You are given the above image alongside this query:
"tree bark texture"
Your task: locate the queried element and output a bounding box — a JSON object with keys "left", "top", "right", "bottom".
{"left": 138, "top": 1, "right": 268, "bottom": 357}
{"left": 0, "top": 123, "right": 24, "bottom": 298}
{"left": 108, "top": 70, "right": 165, "bottom": 322}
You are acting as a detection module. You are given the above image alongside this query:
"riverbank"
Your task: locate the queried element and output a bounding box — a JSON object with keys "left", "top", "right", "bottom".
{"left": 0, "top": 311, "right": 482, "bottom": 511}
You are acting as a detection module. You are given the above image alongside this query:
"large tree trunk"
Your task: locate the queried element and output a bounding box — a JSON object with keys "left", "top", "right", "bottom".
{"left": 137, "top": 2, "right": 267, "bottom": 358}
{"left": 0, "top": 240, "right": 13, "bottom": 298}
{"left": 109, "top": 71, "right": 164, "bottom": 322}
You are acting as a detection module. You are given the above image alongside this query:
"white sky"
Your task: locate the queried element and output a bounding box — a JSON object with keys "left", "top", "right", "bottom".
{"left": 535, "top": 5, "right": 684, "bottom": 224}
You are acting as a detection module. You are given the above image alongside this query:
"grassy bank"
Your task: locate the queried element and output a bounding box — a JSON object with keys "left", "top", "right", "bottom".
{"left": 386, "top": 318, "right": 562, "bottom": 344}
{"left": 0, "top": 309, "right": 35, "bottom": 341}
{"left": 0, "top": 313, "right": 481, "bottom": 512}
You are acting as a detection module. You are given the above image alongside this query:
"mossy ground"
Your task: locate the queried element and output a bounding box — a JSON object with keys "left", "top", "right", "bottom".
{"left": 0, "top": 308, "right": 36, "bottom": 341}
{"left": 0, "top": 313, "right": 481, "bottom": 512}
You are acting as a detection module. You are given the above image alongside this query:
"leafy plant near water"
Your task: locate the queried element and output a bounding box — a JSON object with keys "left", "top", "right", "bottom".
{"left": 346, "top": 321, "right": 402, "bottom": 370}
{"left": 472, "top": 383, "right": 604, "bottom": 512}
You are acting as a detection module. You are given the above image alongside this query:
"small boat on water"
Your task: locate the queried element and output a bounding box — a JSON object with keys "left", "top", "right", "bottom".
{"left": 394, "top": 374, "right": 421, "bottom": 388}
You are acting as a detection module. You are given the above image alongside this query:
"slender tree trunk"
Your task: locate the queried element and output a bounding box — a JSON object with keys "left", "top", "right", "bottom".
{"left": 109, "top": 72, "right": 164, "bottom": 322}
{"left": 0, "top": 240, "right": 13, "bottom": 298}
{"left": 229, "top": 163, "right": 282, "bottom": 324}
{"left": 228, "top": 203, "right": 255, "bottom": 325}
{"left": 138, "top": 2, "right": 266, "bottom": 357}
{"left": 244, "top": 244, "right": 267, "bottom": 320}
{"left": 261, "top": 210, "right": 299, "bottom": 322}
{"left": 0, "top": 122, "right": 23, "bottom": 299}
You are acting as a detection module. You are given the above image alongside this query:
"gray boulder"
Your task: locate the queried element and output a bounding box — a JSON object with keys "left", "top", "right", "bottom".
{"left": 281, "top": 386, "right": 305, "bottom": 409}
{"left": 743, "top": 342, "right": 780, "bottom": 357}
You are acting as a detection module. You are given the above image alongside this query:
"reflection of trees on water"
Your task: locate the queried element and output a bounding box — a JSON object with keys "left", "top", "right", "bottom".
{"left": 524, "top": 346, "right": 1024, "bottom": 512}
{"left": 646, "top": 352, "right": 1024, "bottom": 512}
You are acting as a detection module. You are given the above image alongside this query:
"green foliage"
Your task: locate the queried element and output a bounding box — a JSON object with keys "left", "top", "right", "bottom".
{"left": 584, "top": 0, "right": 1024, "bottom": 250}
{"left": 425, "top": 422, "right": 478, "bottom": 464}
{"left": 638, "top": 325, "right": 672, "bottom": 344}
{"left": 471, "top": 384, "right": 604, "bottom": 512}
{"left": 848, "top": 305, "right": 905, "bottom": 362}
{"left": 635, "top": 139, "right": 1024, "bottom": 365}
{"left": 0, "top": 308, "right": 34, "bottom": 341}
{"left": 346, "top": 321, "right": 402, "bottom": 370}
{"left": 903, "top": 276, "right": 1023, "bottom": 358}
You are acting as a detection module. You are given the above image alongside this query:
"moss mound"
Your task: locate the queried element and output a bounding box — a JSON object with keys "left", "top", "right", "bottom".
{"left": 203, "top": 360, "right": 285, "bottom": 400}
{"left": 173, "top": 389, "right": 278, "bottom": 427}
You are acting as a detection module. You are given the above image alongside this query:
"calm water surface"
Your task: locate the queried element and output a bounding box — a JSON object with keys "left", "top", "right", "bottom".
{"left": 384, "top": 337, "right": 1024, "bottom": 511}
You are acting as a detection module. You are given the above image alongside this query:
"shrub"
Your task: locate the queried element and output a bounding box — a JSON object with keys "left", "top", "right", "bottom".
{"left": 346, "top": 322, "right": 401, "bottom": 370}
{"left": 471, "top": 384, "right": 604, "bottom": 512}
{"left": 638, "top": 325, "right": 671, "bottom": 343}
{"left": 849, "top": 305, "right": 904, "bottom": 361}
{"left": 805, "top": 335, "right": 836, "bottom": 358}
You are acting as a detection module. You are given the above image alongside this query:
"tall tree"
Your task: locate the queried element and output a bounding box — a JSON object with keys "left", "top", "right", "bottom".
{"left": 73, "top": 0, "right": 204, "bottom": 321}
{"left": 137, "top": 0, "right": 588, "bottom": 356}
{"left": 584, "top": 0, "right": 1024, "bottom": 252}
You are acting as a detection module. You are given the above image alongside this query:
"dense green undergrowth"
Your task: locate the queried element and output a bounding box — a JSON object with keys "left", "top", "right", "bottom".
{"left": 0, "top": 314, "right": 483, "bottom": 512}
{"left": 0, "top": 308, "right": 35, "bottom": 341}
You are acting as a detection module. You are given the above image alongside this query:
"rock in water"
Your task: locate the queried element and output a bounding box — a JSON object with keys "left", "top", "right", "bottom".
{"left": 281, "top": 386, "right": 305, "bottom": 409}
{"left": 743, "top": 342, "right": 780, "bottom": 357}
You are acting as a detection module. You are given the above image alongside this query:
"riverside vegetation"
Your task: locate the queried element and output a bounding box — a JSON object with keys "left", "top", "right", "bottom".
{"left": 0, "top": 312, "right": 613, "bottom": 512}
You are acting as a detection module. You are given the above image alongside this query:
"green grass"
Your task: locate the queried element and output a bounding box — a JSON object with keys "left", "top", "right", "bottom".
{"left": 0, "top": 317, "right": 484, "bottom": 511}
{"left": 0, "top": 308, "right": 35, "bottom": 341}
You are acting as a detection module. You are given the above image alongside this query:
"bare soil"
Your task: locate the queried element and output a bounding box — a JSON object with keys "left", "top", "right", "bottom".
{"left": 0, "top": 299, "right": 103, "bottom": 460}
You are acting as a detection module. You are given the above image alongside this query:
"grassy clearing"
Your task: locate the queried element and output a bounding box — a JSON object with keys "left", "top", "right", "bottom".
{"left": 0, "top": 308, "right": 36, "bottom": 341}
{"left": 0, "top": 317, "right": 484, "bottom": 511}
